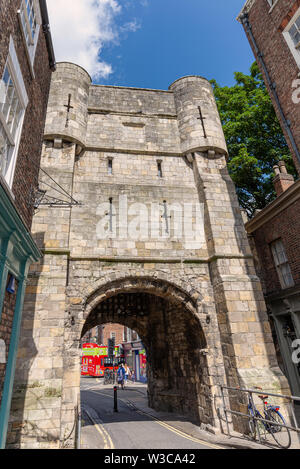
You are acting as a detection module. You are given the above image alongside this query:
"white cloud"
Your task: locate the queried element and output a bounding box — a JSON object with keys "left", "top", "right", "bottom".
{"left": 47, "top": 0, "right": 137, "bottom": 81}
{"left": 120, "top": 20, "right": 141, "bottom": 34}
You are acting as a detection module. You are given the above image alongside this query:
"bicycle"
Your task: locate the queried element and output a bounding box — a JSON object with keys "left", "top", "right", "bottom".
{"left": 247, "top": 386, "right": 291, "bottom": 449}
{"left": 103, "top": 369, "right": 114, "bottom": 385}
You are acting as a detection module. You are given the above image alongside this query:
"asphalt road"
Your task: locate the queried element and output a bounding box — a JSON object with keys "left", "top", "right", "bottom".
{"left": 80, "top": 378, "right": 222, "bottom": 450}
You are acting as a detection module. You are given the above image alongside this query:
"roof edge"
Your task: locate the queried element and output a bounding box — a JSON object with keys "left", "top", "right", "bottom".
{"left": 237, "top": 0, "right": 257, "bottom": 22}
{"left": 39, "top": 0, "right": 56, "bottom": 71}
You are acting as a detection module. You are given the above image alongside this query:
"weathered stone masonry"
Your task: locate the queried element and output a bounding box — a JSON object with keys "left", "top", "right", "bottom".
{"left": 8, "top": 63, "right": 289, "bottom": 448}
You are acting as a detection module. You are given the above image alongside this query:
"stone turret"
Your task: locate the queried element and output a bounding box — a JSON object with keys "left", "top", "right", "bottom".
{"left": 169, "top": 76, "right": 227, "bottom": 156}
{"left": 44, "top": 62, "right": 91, "bottom": 148}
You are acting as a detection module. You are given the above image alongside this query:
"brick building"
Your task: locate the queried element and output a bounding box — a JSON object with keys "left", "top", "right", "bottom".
{"left": 82, "top": 323, "right": 138, "bottom": 346}
{"left": 245, "top": 164, "right": 300, "bottom": 420}
{"left": 238, "top": 0, "right": 300, "bottom": 173}
{"left": 0, "top": 0, "right": 55, "bottom": 448}
{"left": 238, "top": 0, "right": 300, "bottom": 415}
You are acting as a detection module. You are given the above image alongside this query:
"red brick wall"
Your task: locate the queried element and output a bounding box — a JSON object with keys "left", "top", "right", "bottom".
{"left": 0, "top": 280, "right": 18, "bottom": 406}
{"left": 82, "top": 324, "right": 138, "bottom": 346}
{"left": 251, "top": 197, "right": 300, "bottom": 295}
{"left": 0, "top": 0, "right": 53, "bottom": 229}
{"left": 242, "top": 0, "right": 300, "bottom": 174}
{"left": 101, "top": 324, "right": 125, "bottom": 345}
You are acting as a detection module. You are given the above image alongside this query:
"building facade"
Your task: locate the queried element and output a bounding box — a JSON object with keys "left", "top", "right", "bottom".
{"left": 239, "top": 0, "right": 300, "bottom": 422}
{"left": 7, "top": 63, "right": 289, "bottom": 449}
{"left": 81, "top": 323, "right": 137, "bottom": 346}
{"left": 238, "top": 0, "right": 300, "bottom": 173}
{"left": 246, "top": 164, "right": 300, "bottom": 407}
{"left": 0, "top": 0, "right": 55, "bottom": 448}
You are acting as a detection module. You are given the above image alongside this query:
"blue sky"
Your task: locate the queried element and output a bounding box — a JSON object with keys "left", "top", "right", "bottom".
{"left": 48, "top": 0, "right": 254, "bottom": 90}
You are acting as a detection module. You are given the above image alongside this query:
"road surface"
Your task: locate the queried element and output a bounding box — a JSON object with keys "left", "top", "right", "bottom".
{"left": 80, "top": 377, "right": 223, "bottom": 450}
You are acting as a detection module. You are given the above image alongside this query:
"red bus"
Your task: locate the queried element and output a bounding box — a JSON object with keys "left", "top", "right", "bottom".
{"left": 81, "top": 343, "right": 123, "bottom": 377}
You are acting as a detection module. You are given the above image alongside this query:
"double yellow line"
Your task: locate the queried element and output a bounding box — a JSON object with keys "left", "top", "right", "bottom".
{"left": 83, "top": 408, "right": 115, "bottom": 450}
{"left": 91, "top": 390, "right": 222, "bottom": 449}
{"left": 134, "top": 407, "right": 223, "bottom": 449}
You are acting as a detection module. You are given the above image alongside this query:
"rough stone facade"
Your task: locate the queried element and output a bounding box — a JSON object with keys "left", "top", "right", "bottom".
{"left": 7, "top": 63, "right": 289, "bottom": 448}
{"left": 238, "top": 0, "right": 300, "bottom": 175}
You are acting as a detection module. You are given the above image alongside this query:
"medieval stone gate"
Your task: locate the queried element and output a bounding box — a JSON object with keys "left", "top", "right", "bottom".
{"left": 7, "top": 63, "right": 289, "bottom": 448}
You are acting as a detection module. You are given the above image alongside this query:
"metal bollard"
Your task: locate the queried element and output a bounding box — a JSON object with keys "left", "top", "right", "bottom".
{"left": 114, "top": 386, "right": 118, "bottom": 412}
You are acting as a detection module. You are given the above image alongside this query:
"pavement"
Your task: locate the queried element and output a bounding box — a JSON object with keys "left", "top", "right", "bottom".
{"left": 80, "top": 377, "right": 300, "bottom": 450}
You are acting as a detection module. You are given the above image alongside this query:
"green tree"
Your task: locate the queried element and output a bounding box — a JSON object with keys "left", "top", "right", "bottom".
{"left": 211, "top": 62, "right": 296, "bottom": 217}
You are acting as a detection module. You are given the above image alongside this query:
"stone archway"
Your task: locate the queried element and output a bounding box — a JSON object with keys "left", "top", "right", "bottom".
{"left": 78, "top": 277, "right": 214, "bottom": 427}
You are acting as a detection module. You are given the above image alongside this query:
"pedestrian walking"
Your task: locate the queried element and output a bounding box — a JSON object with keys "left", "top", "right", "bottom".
{"left": 124, "top": 363, "right": 130, "bottom": 386}
{"left": 117, "top": 363, "right": 125, "bottom": 390}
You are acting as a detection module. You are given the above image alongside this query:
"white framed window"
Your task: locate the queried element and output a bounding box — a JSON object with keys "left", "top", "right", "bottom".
{"left": 0, "top": 37, "right": 28, "bottom": 187}
{"left": 271, "top": 239, "right": 294, "bottom": 289}
{"left": 18, "top": 0, "right": 42, "bottom": 74}
{"left": 110, "top": 332, "right": 116, "bottom": 339}
{"left": 283, "top": 7, "right": 300, "bottom": 69}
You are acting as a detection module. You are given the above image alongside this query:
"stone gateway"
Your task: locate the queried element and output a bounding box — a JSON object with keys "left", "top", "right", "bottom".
{"left": 7, "top": 63, "right": 289, "bottom": 448}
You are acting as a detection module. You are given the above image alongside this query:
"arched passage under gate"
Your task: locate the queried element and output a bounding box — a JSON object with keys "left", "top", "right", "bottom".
{"left": 80, "top": 277, "right": 214, "bottom": 426}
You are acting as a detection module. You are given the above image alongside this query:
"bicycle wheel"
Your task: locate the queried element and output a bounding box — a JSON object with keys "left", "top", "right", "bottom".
{"left": 248, "top": 414, "right": 256, "bottom": 440}
{"left": 267, "top": 409, "right": 291, "bottom": 449}
{"left": 248, "top": 409, "right": 256, "bottom": 440}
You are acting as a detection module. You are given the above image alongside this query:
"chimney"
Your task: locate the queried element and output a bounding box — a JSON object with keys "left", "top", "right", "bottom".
{"left": 273, "top": 161, "right": 294, "bottom": 197}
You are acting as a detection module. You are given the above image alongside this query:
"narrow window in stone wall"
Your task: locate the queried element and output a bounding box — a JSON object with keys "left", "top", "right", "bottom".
{"left": 271, "top": 239, "right": 294, "bottom": 289}
{"left": 0, "top": 37, "right": 28, "bottom": 187}
{"left": 283, "top": 8, "right": 300, "bottom": 69}
{"left": 108, "top": 197, "right": 113, "bottom": 232}
{"left": 18, "top": 0, "right": 42, "bottom": 73}
{"left": 111, "top": 332, "right": 116, "bottom": 339}
{"left": 157, "top": 160, "right": 163, "bottom": 178}
{"left": 108, "top": 158, "right": 113, "bottom": 175}
{"left": 162, "top": 200, "right": 170, "bottom": 234}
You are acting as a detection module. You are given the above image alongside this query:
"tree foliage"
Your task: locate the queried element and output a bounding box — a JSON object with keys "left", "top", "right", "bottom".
{"left": 211, "top": 62, "right": 296, "bottom": 217}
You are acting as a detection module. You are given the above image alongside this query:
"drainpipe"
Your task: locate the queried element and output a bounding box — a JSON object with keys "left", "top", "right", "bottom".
{"left": 39, "top": 0, "right": 56, "bottom": 71}
{"left": 240, "top": 13, "right": 300, "bottom": 166}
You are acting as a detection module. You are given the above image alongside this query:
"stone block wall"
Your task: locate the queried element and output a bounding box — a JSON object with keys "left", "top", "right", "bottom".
{"left": 7, "top": 63, "right": 290, "bottom": 447}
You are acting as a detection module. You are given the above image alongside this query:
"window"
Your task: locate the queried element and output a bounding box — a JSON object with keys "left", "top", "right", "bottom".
{"left": 271, "top": 239, "right": 294, "bottom": 289}
{"left": 267, "top": 0, "right": 277, "bottom": 7}
{"left": 0, "top": 37, "right": 28, "bottom": 187}
{"left": 18, "top": 0, "right": 42, "bottom": 71}
{"left": 108, "top": 158, "right": 113, "bottom": 175}
{"left": 157, "top": 160, "right": 163, "bottom": 178}
{"left": 127, "top": 328, "right": 132, "bottom": 342}
{"left": 283, "top": 8, "right": 300, "bottom": 68}
{"left": 110, "top": 332, "right": 116, "bottom": 339}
